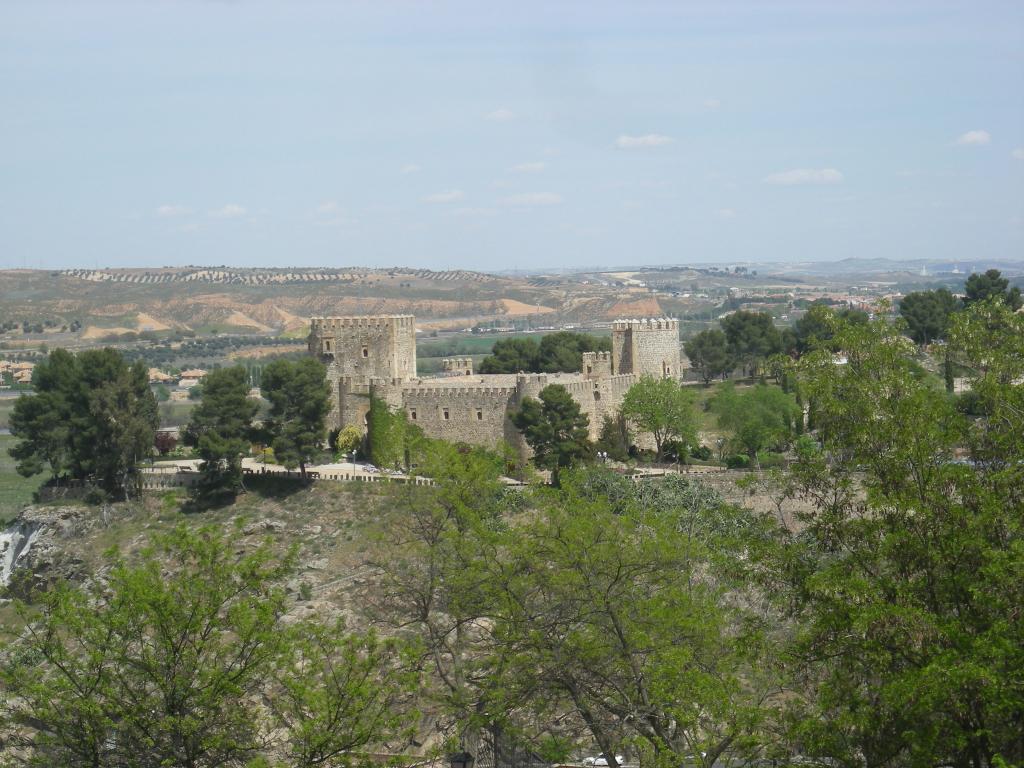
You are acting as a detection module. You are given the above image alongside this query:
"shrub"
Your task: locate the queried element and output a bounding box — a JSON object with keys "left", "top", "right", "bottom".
{"left": 725, "top": 454, "right": 751, "bottom": 469}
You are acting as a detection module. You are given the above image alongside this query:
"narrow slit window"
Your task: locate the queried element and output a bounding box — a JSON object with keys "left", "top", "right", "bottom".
{"left": 362, "top": 346, "right": 369, "bottom": 358}
{"left": 442, "top": 408, "right": 450, "bottom": 420}
{"left": 476, "top": 409, "right": 483, "bottom": 420}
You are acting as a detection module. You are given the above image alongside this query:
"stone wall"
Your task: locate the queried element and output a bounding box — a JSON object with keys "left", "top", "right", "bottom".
{"left": 611, "top": 318, "right": 681, "bottom": 378}
{"left": 402, "top": 384, "right": 522, "bottom": 450}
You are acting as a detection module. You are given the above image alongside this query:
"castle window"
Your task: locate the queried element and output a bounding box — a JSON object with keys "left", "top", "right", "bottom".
{"left": 410, "top": 409, "right": 417, "bottom": 421}
{"left": 587, "top": 365, "right": 592, "bottom": 374}
{"left": 324, "top": 340, "right": 332, "bottom": 352}
{"left": 594, "top": 391, "right": 601, "bottom": 401}
{"left": 476, "top": 409, "right": 483, "bottom": 420}
{"left": 442, "top": 408, "right": 450, "bottom": 420}
{"left": 362, "top": 346, "right": 369, "bottom": 358}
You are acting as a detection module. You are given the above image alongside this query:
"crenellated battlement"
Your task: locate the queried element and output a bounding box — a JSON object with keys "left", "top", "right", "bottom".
{"left": 402, "top": 385, "right": 518, "bottom": 399}
{"left": 582, "top": 350, "right": 612, "bottom": 362}
{"left": 612, "top": 317, "right": 679, "bottom": 331}
{"left": 310, "top": 315, "right": 415, "bottom": 334}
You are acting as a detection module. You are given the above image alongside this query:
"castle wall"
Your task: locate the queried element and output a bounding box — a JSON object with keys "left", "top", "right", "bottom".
{"left": 402, "top": 385, "right": 522, "bottom": 452}
{"left": 310, "top": 314, "right": 668, "bottom": 456}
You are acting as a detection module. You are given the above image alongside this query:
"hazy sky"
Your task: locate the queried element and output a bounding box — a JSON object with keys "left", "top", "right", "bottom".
{"left": 1, "top": 1, "right": 1022, "bottom": 271}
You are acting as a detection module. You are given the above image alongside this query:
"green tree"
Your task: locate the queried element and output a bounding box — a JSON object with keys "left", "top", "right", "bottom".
{"left": 261, "top": 357, "right": 331, "bottom": 477}
{"left": 790, "top": 304, "right": 869, "bottom": 356}
{"left": 537, "top": 331, "right": 611, "bottom": 373}
{"left": 511, "top": 384, "right": 591, "bottom": 485}
{"left": 492, "top": 470, "right": 783, "bottom": 768}
{"left": 620, "top": 375, "right": 698, "bottom": 461}
{"left": 963, "top": 268, "right": 1023, "bottom": 309}
{"left": 332, "top": 424, "right": 363, "bottom": 459}
{"left": 595, "top": 413, "right": 632, "bottom": 462}
{"left": 720, "top": 311, "right": 781, "bottom": 376}
{"left": 773, "top": 306, "right": 1024, "bottom": 766}
{"left": 184, "top": 366, "right": 259, "bottom": 503}
{"left": 1, "top": 524, "right": 412, "bottom": 768}
{"left": 360, "top": 443, "right": 508, "bottom": 747}
{"left": 479, "top": 333, "right": 611, "bottom": 374}
{"left": 9, "top": 348, "right": 157, "bottom": 496}
{"left": 711, "top": 383, "right": 801, "bottom": 461}
{"left": 684, "top": 329, "right": 733, "bottom": 384}
{"left": 478, "top": 337, "right": 540, "bottom": 373}
{"left": 899, "top": 288, "right": 961, "bottom": 345}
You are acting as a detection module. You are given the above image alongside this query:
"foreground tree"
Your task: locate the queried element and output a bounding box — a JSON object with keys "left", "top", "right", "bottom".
{"left": 360, "top": 441, "right": 509, "bottom": 747}
{"left": 620, "top": 376, "right": 698, "bottom": 461}
{"left": 261, "top": 357, "right": 331, "bottom": 477}
{"left": 184, "top": 366, "right": 259, "bottom": 503}
{"left": 512, "top": 384, "right": 590, "bottom": 485}
{"left": 493, "top": 469, "right": 784, "bottom": 768}
{"left": 8, "top": 348, "right": 157, "bottom": 496}
{"left": 684, "top": 329, "right": 733, "bottom": 384}
{"left": 774, "top": 305, "right": 1024, "bottom": 766}
{"left": 0, "top": 524, "right": 413, "bottom": 768}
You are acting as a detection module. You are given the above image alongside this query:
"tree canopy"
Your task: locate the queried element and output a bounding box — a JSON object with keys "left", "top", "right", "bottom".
{"left": 511, "top": 384, "right": 590, "bottom": 484}
{"left": 684, "top": 329, "right": 733, "bottom": 384}
{"left": 711, "top": 383, "right": 801, "bottom": 459}
{"left": 620, "top": 375, "right": 698, "bottom": 460}
{"left": 899, "top": 288, "right": 961, "bottom": 345}
{"left": 720, "top": 311, "right": 782, "bottom": 376}
{"left": 8, "top": 347, "right": 157, "bottom": 496}
{"left": 1, "top": 524, "right": 415, "bottom": 768}
{"left": 261, "top": 357, "right": 331, "bottom": 476}
{"left": 184, "top": 366, "right": 259, "bottom": 503}
{"left": 479, "top": 332, "right": 611, "bottom": 374}
{"left": 963, "top": 268, "right": 1023, "bottom": 310}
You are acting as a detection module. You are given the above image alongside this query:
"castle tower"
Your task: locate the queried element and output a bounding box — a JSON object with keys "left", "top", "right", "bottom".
{"left": 309, "top": 315, "right": 417, "bottom": 381}
{"left": 309, "top": 315, "right": 417, "bottom": 430}
{"left": 611, "top": 317, "right": 680, "bottom": 378}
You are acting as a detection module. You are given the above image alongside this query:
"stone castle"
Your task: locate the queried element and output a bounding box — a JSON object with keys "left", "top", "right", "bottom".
{"left": 308, "top": 315, "right": 682, "bottom": 454}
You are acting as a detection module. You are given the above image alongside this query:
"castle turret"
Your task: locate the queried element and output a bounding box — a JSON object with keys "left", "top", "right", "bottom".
{"left": 611, "top": 317, "right": 680, "bottom": 378}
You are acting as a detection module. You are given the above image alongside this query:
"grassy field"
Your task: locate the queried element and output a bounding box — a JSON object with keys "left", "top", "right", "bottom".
{"left": 0, "top": 434, "right": 44, "bottom": 524}
{"left": 0, "top": 398, "right": 15, "bottom": 430}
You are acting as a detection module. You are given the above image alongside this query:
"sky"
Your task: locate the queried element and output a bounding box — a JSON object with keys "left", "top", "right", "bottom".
{"left": 0, "top": 1, "right": 1022, "bottom": 271}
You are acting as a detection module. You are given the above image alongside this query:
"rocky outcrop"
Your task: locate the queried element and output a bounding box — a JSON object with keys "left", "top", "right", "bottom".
{"left": 0, "top": 506, "right": 91, "bottom": 597}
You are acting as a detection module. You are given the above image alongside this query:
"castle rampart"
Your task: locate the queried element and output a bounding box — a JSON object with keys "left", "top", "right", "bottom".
{"left": 311, "top": 314, "right": 679, "bottom": 455}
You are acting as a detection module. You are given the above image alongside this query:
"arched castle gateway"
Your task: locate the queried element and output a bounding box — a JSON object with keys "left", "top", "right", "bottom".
{"left": 308, "top": 315, "right": 682, "bottom": 454}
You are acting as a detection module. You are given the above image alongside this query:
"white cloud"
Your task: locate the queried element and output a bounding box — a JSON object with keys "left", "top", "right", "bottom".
{"left": 763, "top": 168, "right": 844, "bottom": 185}
{"left": 502, "top": 192, "right": 563, "bottom": 206}
{"left": 453, "top": 207, "right": 497, "bottom": 217}
{"left": 1012, "top": 148, "right": 1024, "bottom": 160}
{"left": 422, "top": 190, "right": 464, "bottom": 204}
{"left": 715, "top": 208, "right": 737, "bottom": 219}
{"left": 208, "top": 204, "right": 247, "bottom": 219}
{"left": 615, "top": 134, "right": 673, "bottom": 149}
{"left": 156, "top": 204, "right": 190, "bottom": 218}
{"left": 315, "top": 200, "right": 339, "bottom": 214}
{"left": 485, "top": 108, "right": 514, "bottom": 122}
{"left": 400, "top": 164, "right": 421, "bottom": 174}
{"left": 703, "top": 99, "right": 722, "bottom": 110}
{"left": 956, "top": 130, "right": 991, "bottom": 146}
{"left": 511, "top": 161, "right": 545, "bottom": 173}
